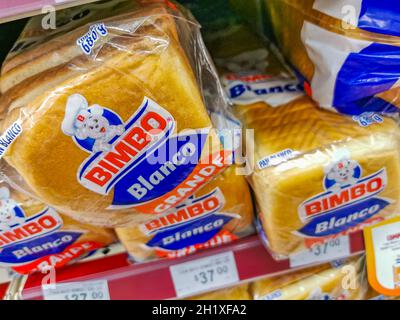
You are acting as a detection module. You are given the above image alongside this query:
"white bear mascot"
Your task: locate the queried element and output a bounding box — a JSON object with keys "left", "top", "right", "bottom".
{"left": 324, "top": 150, "right": 359, "bottom": 192}
{"left": 0, "top": 187, "right": 25, "bottom": 231}
{"left": 62, "top": 94, "right": 125, "bottom": 153}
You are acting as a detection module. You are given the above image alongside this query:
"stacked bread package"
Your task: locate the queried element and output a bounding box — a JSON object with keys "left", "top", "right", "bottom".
{"left": 0, "top": 0, "right": 236, "bottom": 228}
{"left": 0, "top": 181, "right": 114, "bottom": 274}
{"left": 0, "top": 0, "right": 256, "bottom": 264}
{"left": 116, "top": 165, "right": 254, "bottom": 261}
{"left": 265, "top": 0, "right": 400, "bottom": 115}
{"left": 210, "top": 21, "right": 400, "bottom": 258}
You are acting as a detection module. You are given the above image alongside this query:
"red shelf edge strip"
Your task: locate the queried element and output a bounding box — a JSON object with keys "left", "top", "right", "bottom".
{"left": 17, "top": 231, "right": 366, "bottom": 300}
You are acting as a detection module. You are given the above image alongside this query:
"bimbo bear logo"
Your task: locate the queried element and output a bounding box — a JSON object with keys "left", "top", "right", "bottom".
{"left": 62, "top": 94, "right": 125, "bottom": 153}
{"left": 61, "top": 95, "right": 230, "bottom": 215}
{"left": 323, "top": 155, "right": 361, "bottom": 192}
{"left": 0, "top": 187, "right": 25, "bottom": 231}
{"left": 297, "top": 149, "right": 389, "bottom": 238}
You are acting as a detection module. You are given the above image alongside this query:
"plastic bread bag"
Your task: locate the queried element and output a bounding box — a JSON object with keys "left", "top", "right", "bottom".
{"left": 210, "top": 22, "right": 400, "bottom": 259}
{"left": 238, "top": 83, "right": 400, "bottom": 259}
{"left": 251, "top": 256, "right": 368, "bottom": 300}
{"left": 115, "top": 165, "right": 254, "bottom": 262}
{"left": 0, "top": 0, "right": 233, "bottom": 227}
{"left": 0, "top": 180, "right": 114, "bottom": 275}
{"left": 264, "top": 0, "right": 400, "bottom": 116}
{"left": 243, "top": 77, "right": 400, "bottom": 259}
{"left": 186, "top": 283, "right": 251, "bottom": 300}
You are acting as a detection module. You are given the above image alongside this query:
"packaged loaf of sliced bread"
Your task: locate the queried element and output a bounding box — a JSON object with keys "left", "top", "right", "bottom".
{"left": 265, "top": 0, "right": 400, "bottom": 116}
{"left": 0, "top": 180, "right": 114, "bottom": 274}
{"left": 239, "top": 87, "right": 400, "bottom": 258}
{"left": 0, "top": 0, "right": 231, "bottom": 227}
{"left": 211, "top": 22, "right": 400, "bottom": 258}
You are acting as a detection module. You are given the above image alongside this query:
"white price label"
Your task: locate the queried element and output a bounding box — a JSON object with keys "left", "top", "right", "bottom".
{"left": 290, "top": 236, "right": 351, "bottom": 268}
{"left": 42, "top": 280, "right": 110, "bottom": 300}
{"left": 367, "top": 220, "right": 400, "bottom": 291}
{"left": 170, "top": 251, "right": 239, "bottom": 298}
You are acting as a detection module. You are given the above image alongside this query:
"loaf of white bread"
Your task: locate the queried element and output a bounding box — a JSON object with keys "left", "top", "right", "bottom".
{"left": 210, "top": 21, "right": 400, "bottom": 258}
{"left": 265, "top": 0, "right": 400, "bottom": 114}
{"left": 236, "top": 93, "right": 400, "bottom": 257}
{"left": 0, "top": 1, "right": 229, "bottom": 227}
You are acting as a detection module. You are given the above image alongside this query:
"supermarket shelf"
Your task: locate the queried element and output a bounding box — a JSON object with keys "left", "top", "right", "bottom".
{"left": 16, "top": 231, "right": 365, "bottom": 300}
{"left": 0, "top": 0, "right": 101, "bottom": 23}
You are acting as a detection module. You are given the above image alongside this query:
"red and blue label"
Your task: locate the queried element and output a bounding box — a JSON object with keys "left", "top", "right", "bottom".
{"left": 0, "top": 197, "right": 105, "bottom": 274}
{"left": 141, "top": 188, "right": 238, "bottom": 259}
{"left": 297, "top": 157, "right": 390, "bottom": 238}
{"left": 63, "top": 95, "right": 230, "bottom": 214}
{"left": 0, "top": 204, "right": 83, "bottom": 271}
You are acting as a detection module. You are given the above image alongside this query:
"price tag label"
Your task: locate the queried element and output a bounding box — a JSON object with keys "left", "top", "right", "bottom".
{"left": 290, "top": 236, "right": 351, "bottom": 268}
{"left": 42, "top": 280, "right": 110, "bottom": 300}
{"left": 170, "top": 251, "right": 239, "bottom": 298}
{"left": 364, "top": 217, "right": 400, "bottom": 296}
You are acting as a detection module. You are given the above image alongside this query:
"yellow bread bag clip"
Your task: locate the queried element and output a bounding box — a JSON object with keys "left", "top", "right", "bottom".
{"left": 251, "top": 257, "right": 367, "bottom": 300}
{"left": 210, "top": 22, "right": 400, "bottom": 258}
{"left": 0, "top": 181, "right": 114, "bottom": 274}
{"left": 265, "top": 0, "right": 400, "bottom": 115}
{"left": 115, "top": 165, "right": 254, "bottom": 261}
{"left": 0, "top": 0, "right": 231, "bottom": 227}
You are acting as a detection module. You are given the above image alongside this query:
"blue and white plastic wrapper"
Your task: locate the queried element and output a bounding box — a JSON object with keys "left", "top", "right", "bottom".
{"left": 265, "top": 0, "right": 400, "bottom": 117}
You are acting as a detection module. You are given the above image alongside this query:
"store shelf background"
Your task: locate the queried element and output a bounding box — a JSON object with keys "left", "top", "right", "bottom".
{"left": 17, "top": 233, "right": 365, "bottom": 300}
